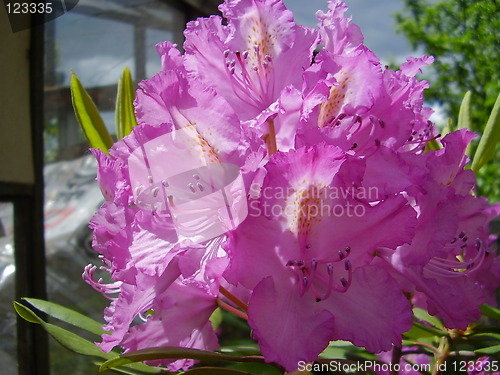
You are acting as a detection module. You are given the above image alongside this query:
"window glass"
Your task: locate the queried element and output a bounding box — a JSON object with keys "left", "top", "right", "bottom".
{"left": 0, "top": 202, "right": 16, "bottom": 374}
{"left": 42, "top": 1, "right": 186, "bottom": 373}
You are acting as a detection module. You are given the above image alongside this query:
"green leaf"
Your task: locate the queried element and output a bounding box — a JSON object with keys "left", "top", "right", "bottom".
{"left": 413, "top": 307, "right": 444, "bottom": 329}
{"left": 45, "top": 323, "right": 113, "bottom": 358}
{"left": 457, "top": 91, "right": 472, "bottom": 130}
{"left": 71, "top": 72, "right": 113, "bottom": 153}
{"left": 458, "top": 91, "right": 473, "bottom": 156}
{"left": 480, "top": 304, "right": 500, "bottom": 321}
{"left": 472, "top": 92, "right": 500, "bottom": 172}
{"left": 23, "top": 298, "right": 105, "bottom": 336}
{"left": 14, "top": 301, "right": 111, "bottom": 358}
{"left": 182, "top": 367, "right": 257, "bottom": 375}
{"left": 13, "top": 301, "right": 42, "bottom": 324}
{"left": 93, "top": 361, "right": 161, "bottom": 375}
{"left": 404, "top": 321, "right": 448, "bottom": 339}
{"left": 210, "top": 307, "right": 223, "bottom": 331}
{"left": 115, "top": 67, "right": 138, "bottom": 140}
{"left": 404, "top": 308, "right": 448, "bottom": 339}
{"left": 100, "top": 347, "right": 266, "bottom": 373}
{"left": 475, "top": 344, "right": 500, "bottom": 355}
{"left": 469, "top": 332, "right": 500, "bottom": 340}
{"left": 15, "top": 302, "right": 160, "bottom": 374}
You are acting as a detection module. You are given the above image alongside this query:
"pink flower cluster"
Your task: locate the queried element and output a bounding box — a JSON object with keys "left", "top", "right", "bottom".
{"left": 84, "top": 0, "right": 499, "bottom": 372}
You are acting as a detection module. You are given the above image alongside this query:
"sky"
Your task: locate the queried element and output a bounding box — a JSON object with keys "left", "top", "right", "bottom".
{"left": 54, "top": 0, "right": 418, "bottom": 88}
{"left": 283, "top": 0, "right": 415, "bottom": 64}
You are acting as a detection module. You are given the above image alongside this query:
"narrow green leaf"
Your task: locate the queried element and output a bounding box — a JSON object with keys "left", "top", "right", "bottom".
{"left": 115, "top": 67, "right": 138, "bottom": 140}
{"left": 413, "top": 307, "right": 444, "bottom": 329}
{"left": 16, "top": 301, "right": 160, "bottom": 374}
{"left": 100, "top": 347, "right": 266, "bottom": 372}
{"left": 457, "top": 91, "right": 472, "bottom": 130}
{"left": 23, "top": 298, "right": 105, "bottom": 336}
{"left": 458, "top": 91, "right": 473, "bottom": 156}
{"left": 182, "top": 367, "right": 256, "bottom": 375}
{"left": 71, "top": 72, "right": 114, "bottom": 153}
{"left": 93, "top": 361, "right": 161, "bottom": 374}
{"left": 468, "top": 332, "right": 500, "bottom": 340}
{"left": 480, "top": 304, "right": 500, "bottom": 321}
{"left": 15, "top": 301, "right": 111, "bottom": 358}
{"left": 13, "top": 301, "right": 43, "bottom": 324}
{"left": 45, "top": 323, "right": 114, "bottom": 358}
{"left": 404, "top": 319, "right": 449, "bottom": 339}
{"left": 472, "top": 92, "right": 500, "bottom": 172}
{"left": 475, "top": 344, "right": 500, "bottom": 355}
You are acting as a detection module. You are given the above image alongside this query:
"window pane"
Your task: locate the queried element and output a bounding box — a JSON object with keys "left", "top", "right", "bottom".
{"left": 42, "top": 1, "right": 187, "bottom": 373}
{"left": 0, "top": 202, "right": 16, "bottom": 374}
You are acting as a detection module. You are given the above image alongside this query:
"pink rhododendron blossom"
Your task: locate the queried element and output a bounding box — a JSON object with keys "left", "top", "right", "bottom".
{"left": 225, "top": 144, "right": 415, "bottom": 370}
{"left": 82, "top": 0, "right": 499, "bottom": 372}
{"left": 184, "top": 0, "right": 318, "bottom": 121}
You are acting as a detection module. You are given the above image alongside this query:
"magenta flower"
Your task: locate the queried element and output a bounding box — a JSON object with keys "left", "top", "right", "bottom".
{"left": 81, "top": 0, "right": 499, "bottom": 372}
{"left": 379, "top": 130, "right": 500, "bottom": 329}
{"left": 184, "top": 0, "right": 318, "bottom": 121}
{"left": 120, "top": 279, "right": 219, "bottom": 372}
{"left": 225, "top": 144, "right": 416, "bottom": 371}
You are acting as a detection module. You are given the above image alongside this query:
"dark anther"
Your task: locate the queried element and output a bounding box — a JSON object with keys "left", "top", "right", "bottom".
{"left": 316, "top": 297, "right": 322, "bottom": 302}
{"left": 345, "top": 260, "right": 351, "bottom": 271}
{"left": 327, "top": 263, "right": 334, "bottom": 275}
{"left": 458, "top": 231, "right": 465, "bottom": 238}
{"left": 311, "top": 258, "right": 318, "bottom": 270}
{"left": 375, "top": 139, "right": 381, "bottom": 147}
{"left": 338, "top": 250, "right": 345, "bottom": 260}
{"left": 340, "top": 278, "right": 348, "bottom": 287}
{"left": 344, "top": 246, "right": 351, "bottom": 253}
{"left": 303, "top": 277, "right": 309, "bottom": 287}
{"left": 297, "top": 260, "right": 305, "bottom": 267}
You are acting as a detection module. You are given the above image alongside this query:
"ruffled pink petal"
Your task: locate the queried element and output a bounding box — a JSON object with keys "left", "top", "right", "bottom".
{"left": 248, "top": 276, "right": 336, "bottom": 372}
{"left": 324, "top": 266, "right": 413, "bottom": 352}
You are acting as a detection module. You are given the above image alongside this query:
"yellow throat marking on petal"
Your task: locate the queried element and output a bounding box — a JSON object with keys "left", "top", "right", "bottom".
{"left": 318, "top": 73, "right": 350, "bottom": 128}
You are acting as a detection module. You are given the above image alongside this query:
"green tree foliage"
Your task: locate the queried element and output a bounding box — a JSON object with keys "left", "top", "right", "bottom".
{"left": 395, "top": 0, "right": 500, "bottom": 201}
